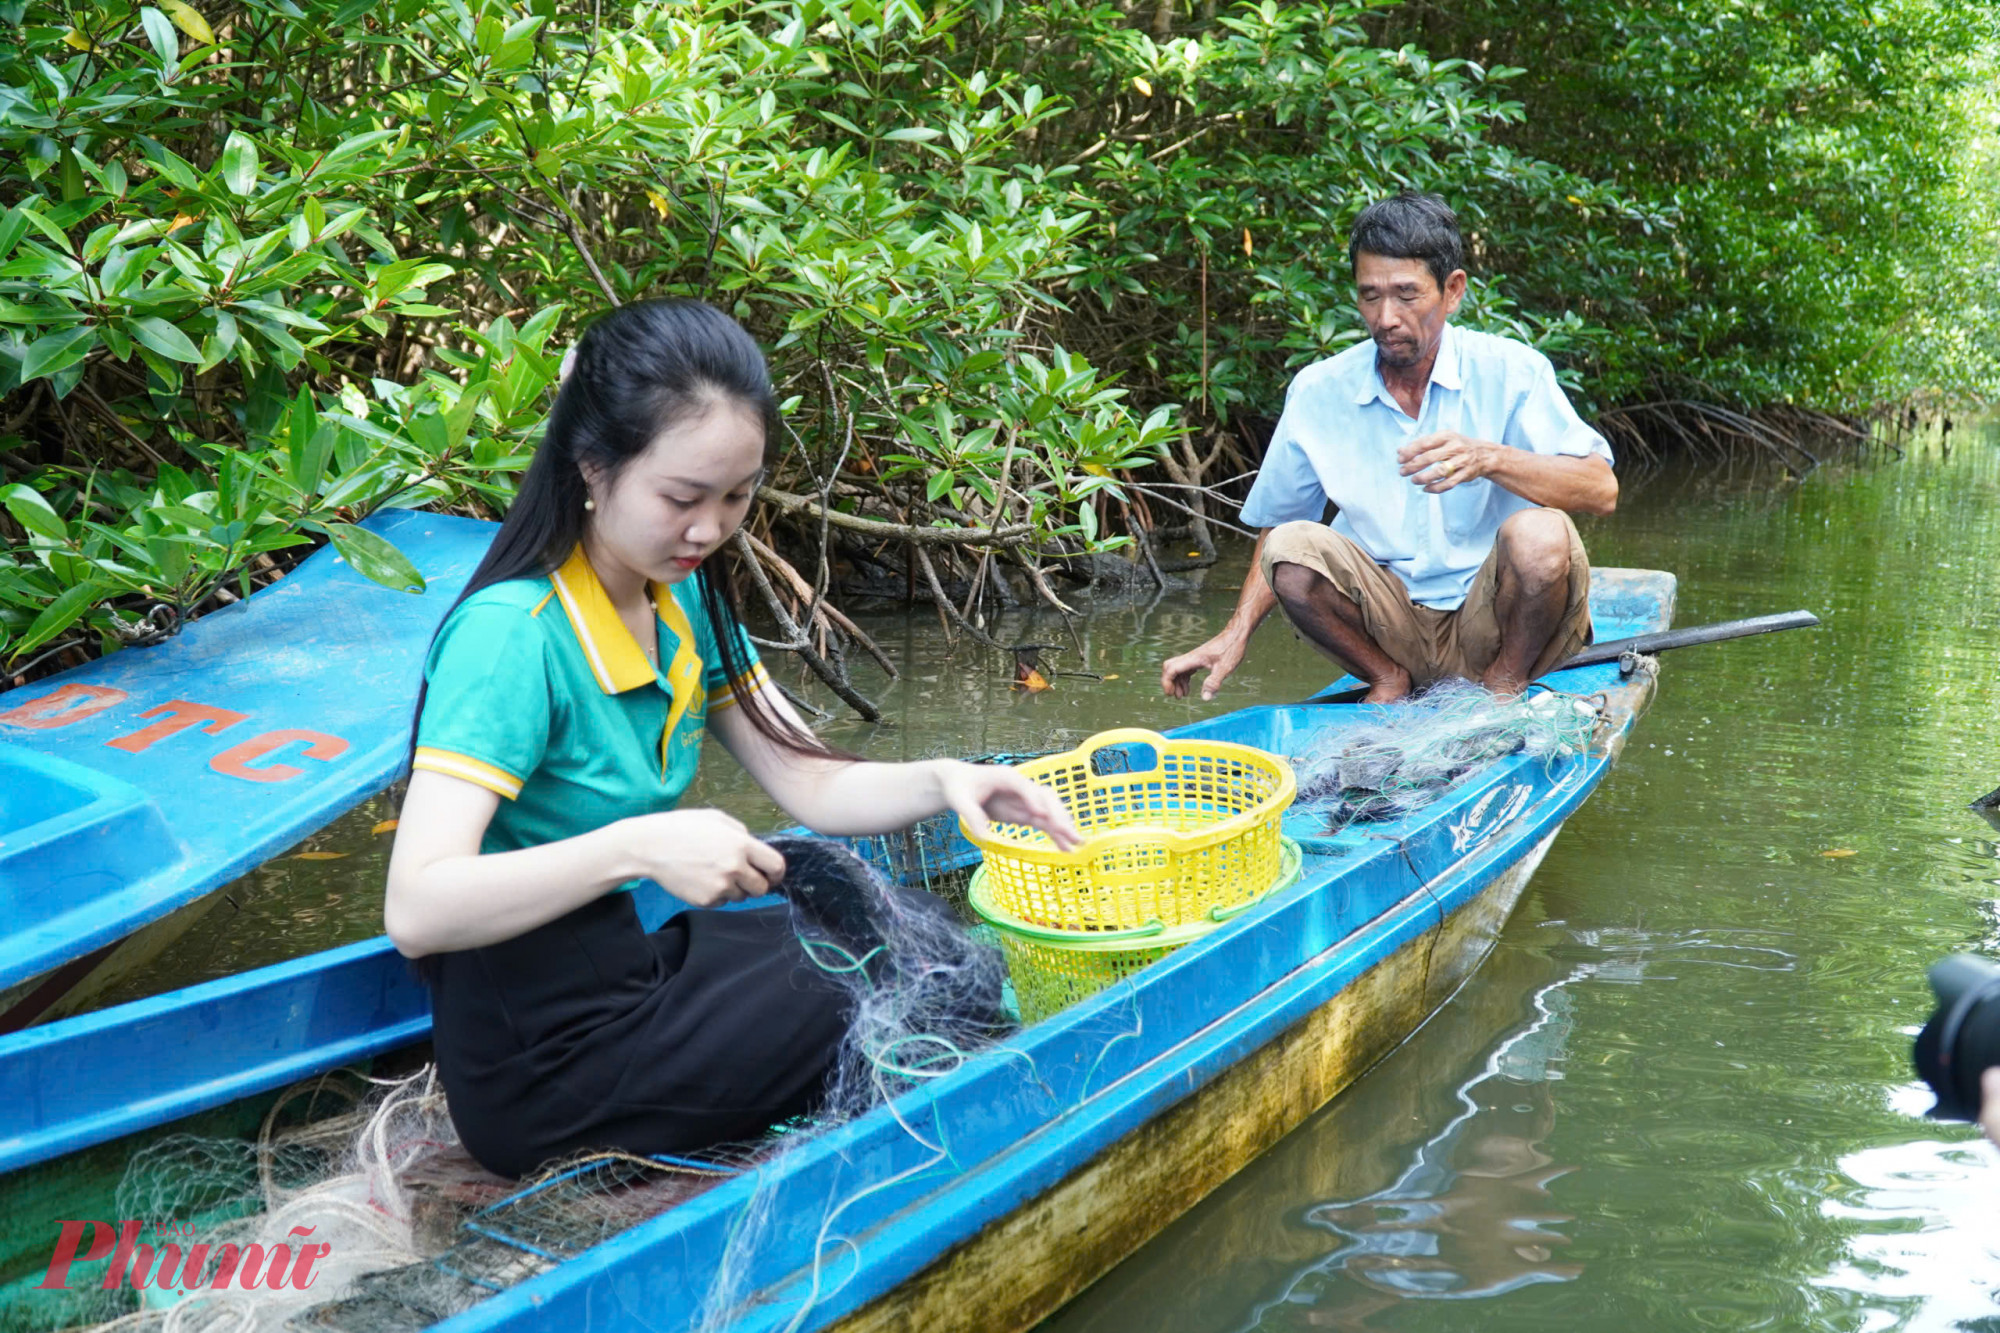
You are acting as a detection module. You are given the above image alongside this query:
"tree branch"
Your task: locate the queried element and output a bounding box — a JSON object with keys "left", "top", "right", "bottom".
{"left": 757, "top": 486, "right": 1035, "bottom": 547}
{"left": 739, "top": 529, "right": 899, "bottom": 679}
{"left": 731, "top": 532, "right": 881, "bottom": 722}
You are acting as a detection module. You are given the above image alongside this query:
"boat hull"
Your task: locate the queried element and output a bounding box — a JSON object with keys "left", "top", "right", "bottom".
{"left": 0, "top": 568, "right": 1674, "bottom": 1333}
{"left": 441, "top": 604, "right": 1667, "bottom": 1333}
{"left": 0, "top": 509, "right": 496, "bottom": 1015}
{"left": 829, "top": 651, "right": 1661, "bottom": 1333}
{"left": 835, "top": 827, "right": 1562, "bottom": 1333}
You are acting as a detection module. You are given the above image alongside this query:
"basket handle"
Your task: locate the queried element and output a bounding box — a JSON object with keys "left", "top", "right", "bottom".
{"left": 1205, "top": 839, "right": 1307, "bottom": 920}
{"left": 1208, "top": 895, "right": 1263, "bottom": 923}
{"left": 1076, "top": 728, "right": 1172, "bottom": 776}
{"left": 993, "top": 916, "right": 1169, "bottom": 944}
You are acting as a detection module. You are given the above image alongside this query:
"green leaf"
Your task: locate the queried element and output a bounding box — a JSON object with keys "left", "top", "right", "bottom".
{"left": 128, "top": 316, "right": 202, "bottom": 363}
{"left": 139, "top": 7, "right": 178, "bottom": 65}
{"left": 219, "top": 132, "right": 259, "bottom": 197}
{"left": 0, "top": 483, "right": 69, "bottom": 541}
{"left": 316, "top": 130, "right": 400, "bottom": 174}
{"left": 19, "top": 327, "right": 96, "bottom": 383}
{"left": 0, "top": 208, "right": 30, "bottom": 261}
{"left": 145, "top": 530, "right": 191, "bottom": 586}
{"left": 319, "top": 522, "right": 426, "bottom": 593}
{"left": 9, "top": 582, "right": 99, "bottom": 661}
{"left": 15, "top": 208, "right": 76, "bottom": 252}
{"left": 160, "top": 0, "right": 214, "bottom": 46}
{"left": 285, "top": 384, "right": 321, "bottom": 491}
{"left": 442, "top": 382, "right": 488, "bottom": 449}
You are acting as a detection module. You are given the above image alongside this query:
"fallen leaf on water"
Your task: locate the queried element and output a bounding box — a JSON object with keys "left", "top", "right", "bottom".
{"left": 1186, "top": 550, "right": 1202, "bottom": 557}
{"left": 372, "top": 819, "right": 399, "bottom": 835}
{"left": 1820, "top": 848, "right": 1858, "bottom": 858}
{"left": 1015, "top": 668, "right": 1051, "bottom": 693}
{"left": 292, "top": 851, "right": 350, "bottom": 861}
{"left": 1103, "top": 673, "right": 1121, "bottom": 681}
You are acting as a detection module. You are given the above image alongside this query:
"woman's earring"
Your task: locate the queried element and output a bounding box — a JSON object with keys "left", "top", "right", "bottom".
{"left": 583, "top": 498, "right": 595, "bottom": 511}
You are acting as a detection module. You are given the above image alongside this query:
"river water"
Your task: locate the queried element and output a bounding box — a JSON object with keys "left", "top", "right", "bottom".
{"left": 1041, "top": 428, "right": 2000, "bottom": 1333}
{"left": 66, "top": 427, "right": 2000, "bottom": 1331}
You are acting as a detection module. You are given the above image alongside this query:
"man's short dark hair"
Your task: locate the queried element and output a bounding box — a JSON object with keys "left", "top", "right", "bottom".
{"left": 1347, "top": 193, "right": 1465, "bottom": 292}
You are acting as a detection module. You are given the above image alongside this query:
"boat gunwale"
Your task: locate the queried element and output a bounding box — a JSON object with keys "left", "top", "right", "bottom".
{"left": 0, "top": 508, "right": 499, "bottom": 996}
{"left": 436, "top": 658, "right": 1662, "bottom": 1332}
{"left": 0, "top": 568, "right": 1676, "bottom": 1333}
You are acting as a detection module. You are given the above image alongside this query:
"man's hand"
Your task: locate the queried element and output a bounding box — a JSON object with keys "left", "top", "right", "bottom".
{"left": 1399, "top": 431, "right": 1493, "bottom": 493}
{"left": 1981, "top": 1067, "right": 2000, "bottom": 1149}
{"left": 1162, "top": 631, "right": 1248, "bottom": 700}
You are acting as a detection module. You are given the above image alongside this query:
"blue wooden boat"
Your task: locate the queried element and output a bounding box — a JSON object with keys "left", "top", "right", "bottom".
{"left": 0, "top": 555, "right": 1674, "bottom": 1331}
{"left": 0, "top": 509, "right": 494, "bottom": 1030}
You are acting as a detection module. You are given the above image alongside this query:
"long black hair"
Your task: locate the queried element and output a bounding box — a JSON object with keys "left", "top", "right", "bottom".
{"left": 416, "top": 298, "right": 834, "bottom": 758}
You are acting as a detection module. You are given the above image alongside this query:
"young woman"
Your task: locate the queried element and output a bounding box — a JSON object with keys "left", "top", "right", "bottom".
{"left": 385, "top": 299, "right": 1079, "bottom": 1178}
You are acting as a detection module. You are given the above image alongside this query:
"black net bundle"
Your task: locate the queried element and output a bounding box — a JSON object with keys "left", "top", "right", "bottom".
{"left": 1292, "top": 680, "right": 1604, "bottom": 832}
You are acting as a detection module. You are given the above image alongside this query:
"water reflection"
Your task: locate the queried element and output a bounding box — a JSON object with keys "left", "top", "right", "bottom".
{"left": 1557, "top": 926, "right": 1799, "bottom": 982}
{"left": 1236, "top": 981, "right": 1585, "bottom": 1331}
{"left": 1812, "top": 1123, "right": 2000, "bottom": 1333}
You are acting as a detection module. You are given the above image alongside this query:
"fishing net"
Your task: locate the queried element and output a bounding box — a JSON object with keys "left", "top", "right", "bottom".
{"left": 1290, "top": 680, "right": 1604, "bottom": 833}
{"left": 65, "top": 826, "right": 1017, "bottom": 1333}
{"left": 767, "top": 834, "right": 1013, "bottom": 1108}
{"left": 54, "top": 699, "right": 1616, "bottom": 1333}
{"left": 838, "top": 744, "right": 1084, "bottom": 906}
{"left": 694, "top": 835, "right": 1018, "bottom": 1333}
{"left": 61, "top": 1067, "right": 504, "bottom": 1333}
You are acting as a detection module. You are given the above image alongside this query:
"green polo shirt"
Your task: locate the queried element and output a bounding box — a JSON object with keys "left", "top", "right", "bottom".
{"left": 414, "top": 545, "right": 773, "bottom": 854}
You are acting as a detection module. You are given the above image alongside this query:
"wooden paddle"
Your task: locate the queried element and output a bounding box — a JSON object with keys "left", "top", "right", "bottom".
{"left": 1301, "top": 609, "right": 1821, "bottom": 705}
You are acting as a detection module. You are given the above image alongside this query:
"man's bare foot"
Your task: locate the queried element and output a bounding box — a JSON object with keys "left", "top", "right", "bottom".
{"left": 1362, "top": 668, "right": 1413, "bottom": 704}
{"left": 1480, "top": 667, "right": 1526, "bottom": 700}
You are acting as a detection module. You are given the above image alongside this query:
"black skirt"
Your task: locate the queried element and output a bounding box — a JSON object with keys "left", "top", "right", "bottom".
{"left": 429, "top": 891, "right": 856, "bottom": 1179}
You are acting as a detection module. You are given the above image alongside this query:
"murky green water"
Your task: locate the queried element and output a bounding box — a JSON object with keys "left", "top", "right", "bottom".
{"left": 1044, "top": 428, "right": 2000, "bottom": 1333}
{"left": 75, "top": 428, "right": 2000, "bottom": 1331}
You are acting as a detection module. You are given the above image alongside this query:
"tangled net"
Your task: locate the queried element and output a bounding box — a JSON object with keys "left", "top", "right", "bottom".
{"left": 766, "top": 835, "right": 1012, "bottom": 1111}
{"left": 63, "top": 1067, "right": 494, "bottom": 1333}
{"left": 1291, "top": 680, "right": 1603, "bottom": 833}
{"left": 696, "top": 835, "right": 1015, "bottom": 1333}
{"left": 66, "top": 834, "right": 1010, "bottom": 1333}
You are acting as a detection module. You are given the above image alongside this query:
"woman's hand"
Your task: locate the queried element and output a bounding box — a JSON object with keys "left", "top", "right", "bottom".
{"left": 613, "top": 808, "right": 787, "bottom": 907}
{"left": 935, "top": 759, "right": 1084, "bottom": 851}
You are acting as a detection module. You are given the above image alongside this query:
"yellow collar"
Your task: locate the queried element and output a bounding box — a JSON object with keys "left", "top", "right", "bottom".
{"left": 547, "top": 547, "right": 707, "bottom": 763}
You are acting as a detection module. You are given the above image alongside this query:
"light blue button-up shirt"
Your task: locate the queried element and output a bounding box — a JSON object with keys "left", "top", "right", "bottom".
{"left": 1239, "top": 324, "right": 1613, "bottom": 609}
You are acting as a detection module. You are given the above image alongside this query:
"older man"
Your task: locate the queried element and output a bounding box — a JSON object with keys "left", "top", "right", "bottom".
{"left": 1161, "top": 193, "right": 1617, "bottom": 704}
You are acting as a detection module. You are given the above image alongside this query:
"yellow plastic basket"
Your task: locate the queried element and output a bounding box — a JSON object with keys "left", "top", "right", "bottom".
{"left": 961, "top": 728, "right": 1297, "bottom": 931}
{"left": 972, "top": 838, "right": 1303, "bottom": 1024}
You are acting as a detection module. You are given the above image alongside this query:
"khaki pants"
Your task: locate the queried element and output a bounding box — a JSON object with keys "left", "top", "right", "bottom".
{"left": 1260, "top": 513, "right": 1594, "bottom": 687}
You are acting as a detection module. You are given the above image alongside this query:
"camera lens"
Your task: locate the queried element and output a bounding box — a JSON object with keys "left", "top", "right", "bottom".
{"left": 1913, "top": 953, "right": 2000, "bottom": 1121}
